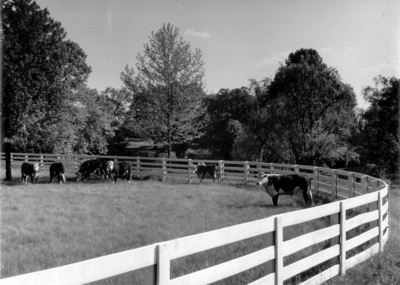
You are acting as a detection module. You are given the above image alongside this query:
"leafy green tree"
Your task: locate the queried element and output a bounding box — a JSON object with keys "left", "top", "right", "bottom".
{"left": 2, "top": 0, "right": 91, "bottom": 153}
{"left": 121, "top": 23, "right": 206, "bottom": 157}
{"left": 99, "top": 87, "right": 132, "bottom": 155}
{"left": 360, "top": 76, "right": 399, "bottom": 179}
{"left": 258, "top": 48, "right": 358, "bottom": 166}
{"left": 202, "top": 87, "right": 256, "bottom": 159}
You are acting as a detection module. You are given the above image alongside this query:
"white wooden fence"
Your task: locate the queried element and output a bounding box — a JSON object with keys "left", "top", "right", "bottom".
{"left": 0, "top": 152, "right": 390, "bottom": 285}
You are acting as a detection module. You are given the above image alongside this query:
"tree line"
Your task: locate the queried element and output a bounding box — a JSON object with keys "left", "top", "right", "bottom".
{"left": 2, "top": 0, "right": 399, "bottom": 179}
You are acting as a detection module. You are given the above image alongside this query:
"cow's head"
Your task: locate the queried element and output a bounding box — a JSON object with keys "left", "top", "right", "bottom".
{"left": 106, "top": 161, "right": 114, "bottom": 173}
{"left": 189, "top": 164, "right": 198, "bottom": 174}
{"left": 189, "top": 163, "right": 206, "bottom": 178}
{"left": 33, "top": 163, "right": 40, "bottom": 178}
{"left": 256, "top": 172, "right": 270, "bottom": 186}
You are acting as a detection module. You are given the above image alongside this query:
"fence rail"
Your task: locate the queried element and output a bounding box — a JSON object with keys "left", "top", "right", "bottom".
{"left": 0, "top": 152, "right": 390, "bottom": 285}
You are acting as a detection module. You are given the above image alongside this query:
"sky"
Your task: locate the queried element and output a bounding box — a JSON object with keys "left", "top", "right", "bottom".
{"left": 34, "top": 0, "right": 400, "bottom": 109}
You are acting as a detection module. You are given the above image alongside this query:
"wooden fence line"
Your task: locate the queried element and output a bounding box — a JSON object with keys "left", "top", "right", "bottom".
{"left": 0, "top": 152, "right": 390, "bottom": 285}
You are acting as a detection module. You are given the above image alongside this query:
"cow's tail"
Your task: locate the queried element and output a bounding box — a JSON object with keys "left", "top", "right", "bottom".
{"left": 61, "top": 173, "right": 66, "bottom": 184}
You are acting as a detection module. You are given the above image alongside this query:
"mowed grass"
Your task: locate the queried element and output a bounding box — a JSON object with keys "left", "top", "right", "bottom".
{"left": 2, "top": 166, "right": 397, "bottom": 284}
{"left": 1, "top": 168, "right": 313, "bottom": 284}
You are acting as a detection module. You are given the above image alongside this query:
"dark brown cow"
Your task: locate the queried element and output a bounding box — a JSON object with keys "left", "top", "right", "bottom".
{"left": 76, "top": 159, "right": 109, "bottom": 181}
{"left": 190, "top": 162, "right": 219, "bottom": 183}
{"left": 256, "top": 172, "right": 314, "bottom": 207}
{"left": 106, "top": 161, "right": 132, "bottom": 183}
{"left": 21, "top": 162, "right": 40, "bottom": 184}
{"left": 49, "top": 162, "right": 66, "bottom": 184}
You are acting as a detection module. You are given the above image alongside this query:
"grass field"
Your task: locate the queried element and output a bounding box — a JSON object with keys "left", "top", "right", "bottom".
{"left": 1, "top": 167, "right": 398, "bottom": 284}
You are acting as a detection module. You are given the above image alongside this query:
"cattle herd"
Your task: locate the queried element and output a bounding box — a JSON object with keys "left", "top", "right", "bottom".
{"left": 20, "top": 160, "right": 314, "bottom": 207}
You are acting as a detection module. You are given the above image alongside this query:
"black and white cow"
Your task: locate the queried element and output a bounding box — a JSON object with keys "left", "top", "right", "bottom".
{"left": 21, "top": 162, "right": 40, "bottom": 184}
{"left": 106, "top": 161, "right": 132, "bottom": 183}
{"left": 76, "top": 159, "right": 109, "bottom": 182}
{"left": 256, "top": 172, "right": 314, "bottom": 207}
{"left": 49, "top": 162, "right": 66, "bottom": 184}
{"left": 190, "top": 162, "right": 219, "bottom": 183}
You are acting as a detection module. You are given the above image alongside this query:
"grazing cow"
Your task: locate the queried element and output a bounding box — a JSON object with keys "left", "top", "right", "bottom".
{"left": 190, "top": 162, "right": 219, "bottom": 183}
{"left": 106, "top": 161, "right": 132, "bottom": 183}
{"left": 256, "top": 172, "right": 314, "bottom": 207}
{"left": 76, "top": 159, "right": 110, "bottom": 182}
{"left": 21, "top": 162, "right": 40, "bottom": 184}
{"left": 49, "top": 162, "right": 66, "bottom": 184}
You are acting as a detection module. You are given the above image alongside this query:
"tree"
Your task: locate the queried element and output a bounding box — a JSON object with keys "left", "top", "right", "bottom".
{"left": 121, "top": 23, "right": 206, "bottom": 157}
{"left": 359, "top": 76, "right": 399, "bottom": 179}
{"left": 2, "top": 0, "right": 91, "bottom": 153}
{"left": 202, "top": 87, "right": 256, "bottom": 159}
{"left": 99, "top": 87, "right": 132, "bottom": 155}
{"left": 258, "top": 48, "right": 358, "bottom": 166}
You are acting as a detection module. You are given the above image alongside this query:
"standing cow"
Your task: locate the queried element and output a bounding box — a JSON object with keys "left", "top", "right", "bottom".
{"left": 21, "top": 162, "right": 40, "bottom": 184}
{"left": 190, "top": 162, "right": 219, "bottom": 183}
{"left": 49, "top": 162, "right": 66, "bottom": 184}
{"left": 106, "top": 161, "right": 132, "bottom": 183}
{"left": 256, "top": 172, "right": 314, "bottom": 207}
{"left": 75, "top": 159, "right": 109, "bottom": 182}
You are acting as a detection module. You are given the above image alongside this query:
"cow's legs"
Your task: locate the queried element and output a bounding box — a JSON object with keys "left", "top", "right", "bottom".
{"left": 272, "top": 195, "right": 280, "bottom": 206}
{"left": 302, "top": 187, "right": 313, "bottom": 206}
{"left": 200, "top": 174, "right": 205, "bottom": 183}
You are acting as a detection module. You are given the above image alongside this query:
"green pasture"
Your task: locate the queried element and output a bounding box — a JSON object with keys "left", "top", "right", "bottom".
{"left": 1, "top": 167, "right": 398, "bottom": 284}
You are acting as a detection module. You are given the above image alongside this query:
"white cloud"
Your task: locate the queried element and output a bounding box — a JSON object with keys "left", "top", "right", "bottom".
{"left": 184, "top": 29, "right": 210, "bottom": 39}
{"left": 361, "top": 60, "right": 400, "bottom": 77}
{"left": 254, "top": 52, "right": 289, "bottom": 69}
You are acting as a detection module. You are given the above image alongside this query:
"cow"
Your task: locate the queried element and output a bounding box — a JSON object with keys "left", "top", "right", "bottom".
{"left": 49, "top": 162, "right": 66, "bottom": 184}
{"left": 106, "top": 161, "right": 132, "bottom": 183}
{"left": 21, "top": 162, "right": 40, "bottom": 184}
{"left": 190, "top": 162, "right": 219, "bottom": 183}
{"left": 256, "top": 172, "right": 314, "bottom": 207}
{"left": 76, "top": 159, "right": 110, "bottom": 182}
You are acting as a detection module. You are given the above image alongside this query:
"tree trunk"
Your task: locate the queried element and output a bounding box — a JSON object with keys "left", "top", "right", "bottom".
{"left": 5, "top": 143, "right": 12, "bottom": 181}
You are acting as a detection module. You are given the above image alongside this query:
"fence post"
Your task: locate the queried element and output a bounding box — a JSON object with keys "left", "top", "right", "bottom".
{"left": 136, "top": 157, "right": 141, "bottom": 177}
{"left": 360, "top": 175, "right": 368, "bottom": 194}
{"left": 188, "top": 159, "right": 193, "bottom": 183}
{"left": 25, "top": 155, "right": 28, "bottom": 162}
{"left": 340, "top": 201, "right": 347, "bottom": 276}
{"left": 275, "top": 216, "right": 283, "bottom": 285}
{"left": 74, "top": 157, "right": 78, "bottom": 173}
{"left": 313, "top": 167, "right": 319, "bottom": 192}
{"left": 218, "top": 160, "right": 224, "bottom": 182}
{"left": 162, "top": 158, "right": 167, "bottom": 182}
{"left": 378, "top": 191, "right": 383, "bottom": 252}
{"left": 293, "top": 165, "right": 299, "bottom": 173}
{"left": 158, "top": 243, "right": 170, "bottom": 285}
{"left": 244, "top": 161, "right": 249, "bottom": 184}
{"left": 331, "top": 170, "right": 337, "bottom": 201}
{"left": 40, "top": 155, "right": 44, "bottom": 170}
{"left": 369, "top": 180, "right": 379, "bottom": 245}
{"left": 347, "top": 172, "right": 355, "bottom": 197}
{"left": 270, "top": 163, "right": 275, "bottom": 174}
